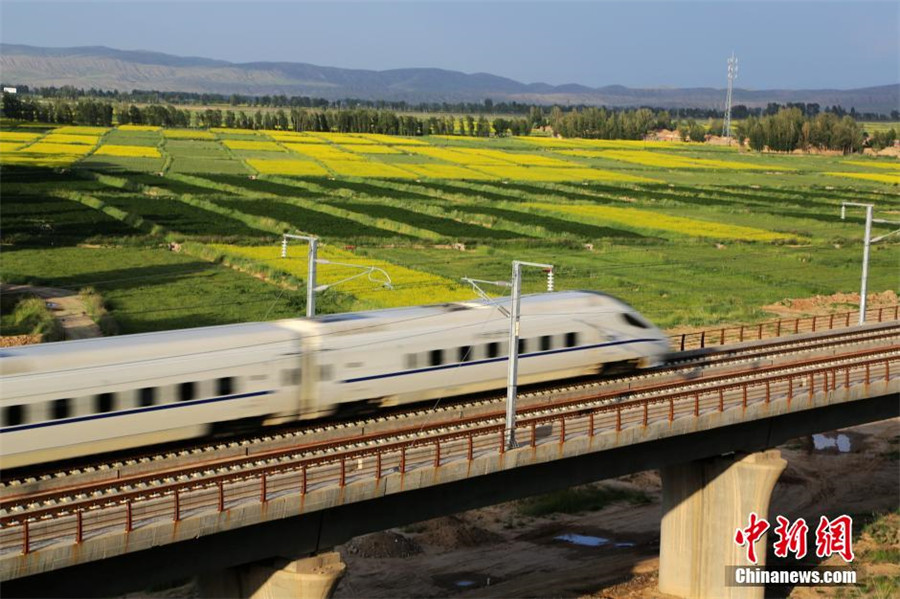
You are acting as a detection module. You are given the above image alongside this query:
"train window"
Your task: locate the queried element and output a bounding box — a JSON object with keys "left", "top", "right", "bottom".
{"left": 319, "top": 365, "right": 333, "bottom": 381}
{"left": 281, "top": 369, "right": 301, "bottom": 386}
{"left": 3, "top": 405, "right": 24, "bottom": 427}
{"left": 96, "top": 393, "right": 114, "bottom": 413}
{"left": 518, "top": 339, "right": 528, "bottom": 354}
{"left": 458, "top": 346, "right": 473, "bottom": 362}
{"left": 405, "top": 354, "right": 417, "bottom": 369}
{"left": 179, "top": 382, "right": 195, "bottom": 402}
{"left": 429, "top": 349, "right": 444, "bottom": 366}
{"left": 622, "top": 313, "right": 650, "bottom": 329}
{"left": 487, "top": 342, "right": 500, "bottom": 358}
{"left": 217, "top": 377, "right": 235, "bottom": 396}
{"left": 540, "top": 335, "right": 552, "bottom": 351}
{"left": 52, "top": 398, "right": 71, "bottom": 420}
{"left": 565, "top": 332, "right": 579, "bottom": 348}
{"left": 139, "top": 387, "right": 155, "bottom": 407}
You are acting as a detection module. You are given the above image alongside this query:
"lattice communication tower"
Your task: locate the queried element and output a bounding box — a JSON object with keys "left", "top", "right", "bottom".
{"left": 724, "top": 52, "right": 738, "bottom": 140}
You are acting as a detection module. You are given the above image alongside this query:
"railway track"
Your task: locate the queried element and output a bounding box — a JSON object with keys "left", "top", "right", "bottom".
{"left": 1, "top": 343, "right": 896, "bottom": 556}
{"left": 2, "top": 322, "right": 898, "bottom": 501}
{"left": 2, "top": 335, "right": 897, "bottom": 517}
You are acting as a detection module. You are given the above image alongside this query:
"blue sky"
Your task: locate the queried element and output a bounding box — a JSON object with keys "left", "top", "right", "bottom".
{"left": 1, "top": 1, "right": 897, "bottom": 89}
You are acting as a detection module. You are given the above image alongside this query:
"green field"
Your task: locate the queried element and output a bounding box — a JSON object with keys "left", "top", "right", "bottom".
{"left": 1, "top": 124, "right": 898, "bottom": 334}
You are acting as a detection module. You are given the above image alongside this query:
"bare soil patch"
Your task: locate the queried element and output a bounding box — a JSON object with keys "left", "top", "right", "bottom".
{"left": 762, "top": 290, "right": 898, "bottom": 319}
{"left": 0, "top": 334, "right": 42, "bottom": 347}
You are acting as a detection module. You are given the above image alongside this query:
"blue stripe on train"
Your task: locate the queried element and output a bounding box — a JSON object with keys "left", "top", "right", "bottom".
{"left": 341, "top": 337, "right": 661, "bottom": 384}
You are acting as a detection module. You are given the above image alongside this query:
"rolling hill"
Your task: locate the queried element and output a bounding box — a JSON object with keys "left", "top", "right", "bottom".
{"left": 1, "top": 44, "right": 897, "bottom": 113}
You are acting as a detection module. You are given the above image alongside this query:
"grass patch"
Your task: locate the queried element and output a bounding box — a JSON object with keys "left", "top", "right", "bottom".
{"left": 517, "top": 484, "right": 652, "bottom": 517}
{"left": 79, "top": 286, "right": 120, "bottom": 335}
{"left": 0, "top": 247, "right": 309, "bottom": 333}
{"left": 0, "top": 296, "right": 64, "bottom": 341}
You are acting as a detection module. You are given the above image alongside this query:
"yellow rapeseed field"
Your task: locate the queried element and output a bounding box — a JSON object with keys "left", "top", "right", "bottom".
{"left": 94, "top": 145, "right": 162, "bottom": 158}
{"left": 222, "top": 140, "right": 285, "bottom": 152}
{"left": 209, "top": 244, "right": 473, "bottom": 309}
{"left": 265, "top": 131, "right": 327, "bottom": 143}
{"left": 321, "top": 160, "right": 417, "bottom": 179}
{"left": 118, "top": 125, "right": 162, "bottom": 132}
{"left": 20, "top": 142, "right": 93, "bottom": 155}
{"left": 310, "top": 133, "right": 377, "bottom": 145}
{"left": 0, "top": 154, "right": 77, "bottom": 167}
{"left": 530, "top": 203, "right": 793, "bottom": 242}
{"left": 0, "top": 131, "right": 41, "bottom": 142}
{"left": 285, "top": 144, "right": 366, "bottom": 161}
{"left": 404, "top": 146, "right": 469, "bottom": 163}
{"left": 41, "top": 134, "right": 99, "bottom": 145}
{"left": 401, "top": 164, "right": 499, "bottom": 180}
{"left": 463, "top": 148, "right": 578, "bottom": 167}
{"left": 405, "top": 146, "right": 510, "bottom": 165}
{"left": 53, "top": 126, "right": 110, "bottom": 135}
{"left": 338, "top": 144, "right": 403, "bottom": 154}
{"left": 246, "top": 159, "right": 330, "bottom": 176}
{"left": 1, "top": 138, "right": 93, "bottom": 166}
{"left": 577, "top": 150, "right": 774, "bottom": 170}
{"left": 0, "top": 141, "right": 25, "bottom": 153}
{"left": 471, "top": 165, "right": 656, "bottom": 183}
{"left": 842, "top": 161, "right": 900, "bottom": 171}
{"left": 356, "top": 134, "right": 428, "bottom": 145}
{"left": 825, "top": 172, "right": 900, "bottom": 185}
{"left": 524, "top": 137, "right": 691, "bottom": 150}
{"left": 430, "top": 135, "right": 494, "bottom": 142}
{"left": 211, "top": 128, "right": 261, "bottom": 135}
{"left": 163, "top": 129, "right": 217, "bottom": 140}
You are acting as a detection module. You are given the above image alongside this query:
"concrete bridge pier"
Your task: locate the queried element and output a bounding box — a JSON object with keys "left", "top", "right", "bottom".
{"left": 198, "top": 552, "right": 345, "bottom": 599}
{"left": 658, "top": 450, "right": 787, "bottom": 599}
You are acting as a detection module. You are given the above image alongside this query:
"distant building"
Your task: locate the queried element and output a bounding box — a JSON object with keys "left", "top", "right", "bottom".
{"left": 2, "top": 87, "right": 17, "bottom": 94}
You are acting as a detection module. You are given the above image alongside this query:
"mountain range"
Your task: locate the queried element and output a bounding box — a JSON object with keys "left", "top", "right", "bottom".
{"left": 2, "top": 44, "right": 897, "bottom": 113}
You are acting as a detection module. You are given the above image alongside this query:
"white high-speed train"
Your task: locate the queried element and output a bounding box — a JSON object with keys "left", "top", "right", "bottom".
{"left": 0, "top": 291, "right": 670, "bottom": 469}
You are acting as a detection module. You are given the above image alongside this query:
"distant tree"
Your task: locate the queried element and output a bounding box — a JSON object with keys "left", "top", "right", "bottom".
{"left": 688, "top": 120, "right": 706, "bottom": 142}
{"left": 869, "top": 128, "right": 897, "bottom": 150}
{"left": 0, "top": 91, "right": 22, "bottom": 119}
{"left": 128, "top": 104, "right": 142, "bottom": 125}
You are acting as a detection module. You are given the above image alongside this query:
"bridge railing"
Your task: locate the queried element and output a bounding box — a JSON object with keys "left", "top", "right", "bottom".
{"left": 2, "top": 351, "right": 896, "bottom": 556}
{"left": 670, "top": 305, "right": 900, "bottom": 351}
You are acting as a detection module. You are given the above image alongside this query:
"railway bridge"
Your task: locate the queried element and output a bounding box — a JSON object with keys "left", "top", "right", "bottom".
{"left": 2, "top": 309, "right": 899, "bottom": 599}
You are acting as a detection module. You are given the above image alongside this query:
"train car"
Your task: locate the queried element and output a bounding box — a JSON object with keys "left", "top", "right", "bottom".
{"left": 0, "top": 291, "right": 669, "bottom": 469}
{"left": 297, "top": 290, "right": 669, "bottom": 411}
{"left": 0, "top": 323, "right": 304, "bottom": 469}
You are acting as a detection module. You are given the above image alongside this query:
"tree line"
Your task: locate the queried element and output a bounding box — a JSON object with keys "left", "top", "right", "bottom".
{"left": 0, "top": 93, "right": 531, "bottom": 136}
{"left": 6, "top": 85, "right": 896, "bottom": 123}
{"left": 736, "top": 108, "right": 883, "bottom": 153}
{"left": 547, "top": 106, "right": 674, "bottom": 139}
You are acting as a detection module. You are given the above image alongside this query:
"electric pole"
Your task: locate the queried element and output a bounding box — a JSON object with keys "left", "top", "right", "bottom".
{"left": 840, "top": 202, "right": 900, "bottom": 324}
